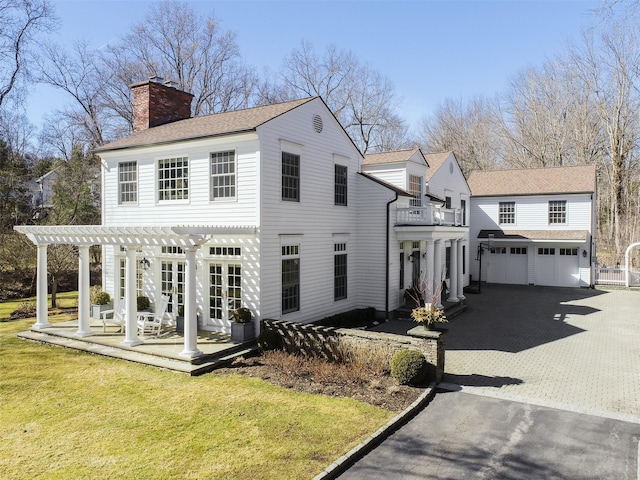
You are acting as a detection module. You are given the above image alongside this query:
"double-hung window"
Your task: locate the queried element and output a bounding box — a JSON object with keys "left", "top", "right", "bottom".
{"left": 548, "top": 200, "right": 566, "bottom": 224}
{"left": 282, "top": 245, "right": 300, "bottom": 314}
{"left": 118, "top": 161, "right": 137, "bottom": 204}
{"left": 499, "top": 202, "right": 515, "bottom": 224}
{"left": 334, "top": 164, "right": 347, "bottom": 206}
{"left": 409, "top": 175, "right": 422, "bottom": 207}
{"left": 210, "top": 150, "right": 236, "bottom": 200}
{"left": 334, "top": 243, "right": 347, "bottom": 300}
{"left": 282, "top": 152, "right": 300, "bottom": 202}
{"left": 158, "top": 157, "right": 188, "bottom": 200}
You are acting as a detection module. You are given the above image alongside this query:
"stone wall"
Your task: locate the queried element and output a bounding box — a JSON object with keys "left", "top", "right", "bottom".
{"left": 262, "top": 319, "right": 445, "bottom": 383}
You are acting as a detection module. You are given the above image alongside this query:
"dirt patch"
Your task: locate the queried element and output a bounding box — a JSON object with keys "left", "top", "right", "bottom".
{"left": 213, "top": 352, "right": 426, "bottom": 412}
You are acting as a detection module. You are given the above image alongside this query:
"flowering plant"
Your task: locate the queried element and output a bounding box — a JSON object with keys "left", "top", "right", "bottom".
{"left": 405, "top": 270, "right": 448, "bottom": 328}
{"left": 410, "top": 303, "right": 447, "bottom": 326}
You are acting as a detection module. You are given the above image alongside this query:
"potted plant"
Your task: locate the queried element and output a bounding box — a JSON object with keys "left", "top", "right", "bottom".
{"left": 410, "top": 302, "right": 448, "bottom": 330}
{"left": 90, "top": 287, "right": 111, "bottom": 319}
{"left": 230, "top": 307, "right": 255, "bottom": 343}
{"left": 137, "top": 295, "right": 151, "bottom": 311}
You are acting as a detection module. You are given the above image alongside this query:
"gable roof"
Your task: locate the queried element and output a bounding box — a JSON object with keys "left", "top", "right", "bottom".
{"left": 94, "top": 97, "right": 316, "bottom": 153}
{"left": 423, "top": 151, "right": 452, "bottom": 180}
{"left": 467, "top": 164, "right": 597, "bottom": 197}
{"left": 362, "top": 148, "right": 428, "bottom": 167}
{"left": 358, "top": 172, "right": 412, "bottom": 197}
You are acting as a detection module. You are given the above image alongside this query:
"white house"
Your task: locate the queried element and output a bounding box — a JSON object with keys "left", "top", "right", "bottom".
{"left": 16, "top": 79, "right": 472, "bottom": 358}
{"left": 362, "top": 149, "right": 470, "bottom": 305}
{"left": 467, "top": 164, "right": 597, "bottom": 288}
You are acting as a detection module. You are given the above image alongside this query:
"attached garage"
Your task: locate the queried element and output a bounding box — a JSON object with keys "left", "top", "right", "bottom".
{"left": 487, "top": 246, "right": 528, "bottom": 285}
{"left": 535, "top": 246, "right": 580, "bottom": 287}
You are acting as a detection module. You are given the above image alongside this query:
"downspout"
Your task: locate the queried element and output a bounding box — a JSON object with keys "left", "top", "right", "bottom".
{"left": 385, "top": 192, "right": 398, "bottom": 320}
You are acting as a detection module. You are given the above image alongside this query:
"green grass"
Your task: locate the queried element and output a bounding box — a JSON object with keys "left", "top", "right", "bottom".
{"left": 0, "top": 295, "right": 393, "bottom": 479}
{"left": 0, "top": 291, "right": 78, "bottom": 321}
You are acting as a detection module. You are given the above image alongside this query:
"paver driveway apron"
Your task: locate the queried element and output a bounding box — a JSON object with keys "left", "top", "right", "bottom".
{"left": 443, "top": 284, "right": 640, "bottom": 422}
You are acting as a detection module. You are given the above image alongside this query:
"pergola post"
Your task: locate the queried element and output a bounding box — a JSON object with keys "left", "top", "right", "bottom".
{"left": 457, "top": 239, "right": 465, "bottom": 301}
{"left": 448, "top": 239, "right": 458, "bottom": 302}
{"left": 34, "top": 243, "right": 52, "bottom": 329}
{"left": 76, "top": 245, "right": 93, "bottom": 336}
{"left": 122, "top": 247, "right": 142, "bottom": 346}
{"left": 181, "top": 247, "right": 203, "bottom": 358}
{"left": 434, "top": 239, "right": 443, "bottom": 308}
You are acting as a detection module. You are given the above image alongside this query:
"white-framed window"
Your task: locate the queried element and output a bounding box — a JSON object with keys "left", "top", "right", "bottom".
{"left": 334, "top": 164, "right": 347, "bottom": 206}
{"left": 334, "top": 242, "right": 347, "bottom": 301}
{"left": 409, "top": 175, "right": 422, "bottom": 207}
{"left": 158, "top": 157, "right": 188, "bottom": 200}
{"left": 461, "top": 199, "right": 467, "bottom": 225}
{"left": 511, "top": 247, "right": 527, "bottom": 255}
{"left": 538, "top": 247, "right": 556, "bottom": 255}
{"left": 209, "top": 246, "right": 242, "bottom": 257}
{"left": 490, "top": 247, "right": 507, "bottom": 254}
{"left": 548, "top": 200, "right": 566, "bottom": 224}
{"left": 118, "top": 161, "right": 137, "bottom": 204}
{"left": 499, "top": 202, "right": 515, "bottom": 224}
{"left": 282, "top": 244, "right": 300, "bottom": 314}
{"left": 282, "top": 152, "right": 300, "bottom": 202}
{"left": 559, "top": 248, "right": 578, "bottom": 256}
{"left": 118, "top": 258, "right": 144, "bottom": 299}
{"left": 210, "top": 150, "right": 236, "bottom": 200}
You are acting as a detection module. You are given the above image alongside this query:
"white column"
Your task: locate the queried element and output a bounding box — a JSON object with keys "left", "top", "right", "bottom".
{"left": 122, "top": 247, "right": 142, "bottom": 346}
{"left": 34, "top": 243, "right": 52, "bottom": 329}
{"left": 425, "top": 240, "right": 435, "bottom": 301}
{"left": 181, "top": 247, "right": 202, "bottom": 359}
{"left": 448, "top": 239, "right": 459, "bottom": 302}
{"left": 433, "top": 239, "right": 443, "bottom": 308}
{"left": 457, "top": 240, "right": 465, "bottom": 300}
{"left": 76, "top": 245, "right": 93, "bottom": 336}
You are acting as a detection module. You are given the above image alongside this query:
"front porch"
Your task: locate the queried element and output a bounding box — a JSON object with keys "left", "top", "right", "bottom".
{"left": 18, "top": 318, "right": 256, "bottom": 375}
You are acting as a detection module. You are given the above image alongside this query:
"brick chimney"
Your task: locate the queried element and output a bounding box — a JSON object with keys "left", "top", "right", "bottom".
{"left": 131, "top": 77, "right": 194, "bottom": 132}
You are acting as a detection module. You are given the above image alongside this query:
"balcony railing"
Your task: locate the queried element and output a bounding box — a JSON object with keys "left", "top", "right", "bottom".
{"left": 396, "top": 206, "right": 464, "bottom": 226}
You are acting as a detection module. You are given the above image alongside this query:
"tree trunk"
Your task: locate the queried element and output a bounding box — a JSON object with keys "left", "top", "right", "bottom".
{"left": 51, "top": 275, "right": 58, "bottom": 308}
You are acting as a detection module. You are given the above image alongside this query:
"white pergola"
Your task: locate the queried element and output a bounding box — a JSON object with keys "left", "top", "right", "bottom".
{"left": 14, "top": 225, "right": 256, "bottom": 359}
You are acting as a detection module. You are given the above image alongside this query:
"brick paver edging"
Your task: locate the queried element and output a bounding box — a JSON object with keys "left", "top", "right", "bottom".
{"left": 313, "top": 383, "right": 437, "bottom": 480}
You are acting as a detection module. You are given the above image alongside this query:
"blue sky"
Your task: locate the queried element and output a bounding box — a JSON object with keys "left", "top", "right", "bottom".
{"left": 28, "top": 0, "right": 602, "bottom": 135}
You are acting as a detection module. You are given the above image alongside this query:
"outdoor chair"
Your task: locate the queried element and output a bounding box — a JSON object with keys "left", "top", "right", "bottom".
{"left": 100, "top": 299, "right": 126, "bottom": 333}
{"left": 137, "top": 295, "right": 170, "bottom": 337}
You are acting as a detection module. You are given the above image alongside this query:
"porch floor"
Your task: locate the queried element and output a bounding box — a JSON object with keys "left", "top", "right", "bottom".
{"left": 17, "top": 319, "right": 256, "bottom": 376}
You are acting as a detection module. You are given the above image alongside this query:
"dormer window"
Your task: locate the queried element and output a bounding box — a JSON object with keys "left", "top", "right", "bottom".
{"left": 409, "top": 175, "right": 422, "bottom": 207}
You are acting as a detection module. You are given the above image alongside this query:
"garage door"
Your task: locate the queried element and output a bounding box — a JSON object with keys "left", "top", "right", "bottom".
{"left": 534, "top": 246, "right": 580, "bottom": 287}
{"left": 487, "top": 246, "right": 528, "bottom": 285}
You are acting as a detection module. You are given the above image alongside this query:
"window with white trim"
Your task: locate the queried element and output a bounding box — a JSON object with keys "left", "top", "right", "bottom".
{"left": 334, "top": 164, "right": 347, "bottom": 206}
{"left": 409, "top": 175, "right": 422, "bottom": 207}
{"left": 499, "top": 202, "right": 515, "bottom": 224}
{"left": 282, "top": 245, "right": 300, "bottom": 314}
{"left": 490, "top": 247, "right": 507, "bottom": 254}
{"left": 538, "top": 247, "right": 556, "bottom": 255}
{"left": 559, "top": 248, "right": 578, "bottom": 256}
{"left": 334, "top": 242, "right": 347, "bottom": 300}
{"left": 158, "top": 157, "right": 188, "bottom": 200}
{"left": 548, "top": 201, "right": 566, "bottom": 224}
{"left": 119, "top": 258, "right": 144, "bottom": 299}
{"left": 282, "top": 152, "right": 300, "bottom": 202}
{"left": 118, "top": 161, "right": 137, "bottom": 204}
{"left": 210, "top": 150, "right": 236, "bottom": 200}
{"left": 510, "top": 247, "right": 527, "bottom": 255}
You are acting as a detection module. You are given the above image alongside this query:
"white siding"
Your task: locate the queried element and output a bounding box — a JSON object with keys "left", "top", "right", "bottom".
{"left": 428, "top": 154, "right": 471, "bottom": 211}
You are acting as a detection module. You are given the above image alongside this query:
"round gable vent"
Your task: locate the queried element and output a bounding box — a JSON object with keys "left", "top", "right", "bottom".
{"left": 313, "top": 114, "right": 323, "bottom": 133}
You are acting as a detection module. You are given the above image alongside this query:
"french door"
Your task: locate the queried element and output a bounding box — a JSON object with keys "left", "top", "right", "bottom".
{"left": 209, "top": 262, "right": 242, "bottom": 328}
{"left": 161, "top": 260, "right": 185, "bottom": 316}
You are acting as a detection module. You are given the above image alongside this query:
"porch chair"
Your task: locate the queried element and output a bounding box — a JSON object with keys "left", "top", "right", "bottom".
{"left": 136, "top": 295, "right": 171, "bottom": 337}
{"left": 100, "top": 299, "right": 126, "bottom": 333}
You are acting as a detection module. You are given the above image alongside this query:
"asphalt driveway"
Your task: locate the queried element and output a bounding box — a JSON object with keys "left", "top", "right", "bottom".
{"left": 444, "top": 284, "right": 640, "bottom": 421}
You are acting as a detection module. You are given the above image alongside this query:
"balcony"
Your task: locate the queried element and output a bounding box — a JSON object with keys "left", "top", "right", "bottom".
{"left": 396, "top": 205, "right": 465, "bottom": 227}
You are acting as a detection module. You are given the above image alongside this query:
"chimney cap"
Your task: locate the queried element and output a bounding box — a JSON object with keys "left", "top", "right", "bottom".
{"left": 149, "top": 75, "right": 164, "bottom": 84}
{"left": 164, "top": 80, "right": 179, "bottom": 89}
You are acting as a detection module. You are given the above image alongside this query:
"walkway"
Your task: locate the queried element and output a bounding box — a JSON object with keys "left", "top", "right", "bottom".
{"left": 443, "top": 284, "right": 640, "bottom": 422}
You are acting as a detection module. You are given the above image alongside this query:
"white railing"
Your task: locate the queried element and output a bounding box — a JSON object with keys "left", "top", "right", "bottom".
{"left": 396, "top": 206, "right": 464, "bottom": 226}
{"left": 595, "top": 265, "right": 626, "bottom": 285}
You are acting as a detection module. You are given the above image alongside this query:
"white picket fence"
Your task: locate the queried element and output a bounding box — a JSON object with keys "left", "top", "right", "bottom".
{"left": 595, "top": 264, "right": 640, "bottom": 286}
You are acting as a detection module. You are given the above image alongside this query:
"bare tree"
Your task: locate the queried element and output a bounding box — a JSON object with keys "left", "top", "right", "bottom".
{"left": 265, "top": 41, "right": 407, "bottom": 154}
{"left": 419, "top": 96, "right": 502, "bottom": 176}
{"left": 0, "top": 0, "right": 56, "bottom": 109}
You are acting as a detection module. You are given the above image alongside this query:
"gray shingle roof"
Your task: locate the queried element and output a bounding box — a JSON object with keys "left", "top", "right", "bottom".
{"left": 94, "top": 97, "right": 315, "bottom": 153}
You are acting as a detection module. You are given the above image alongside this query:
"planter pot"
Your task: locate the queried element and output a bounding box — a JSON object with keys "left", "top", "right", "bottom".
{"left": 231, "top": 322, "right": 255, "bottom": 343}
{"left": 92, "top": 303, "right": 111, "bottom": 319}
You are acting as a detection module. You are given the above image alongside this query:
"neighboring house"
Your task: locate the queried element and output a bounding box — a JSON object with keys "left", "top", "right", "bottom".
{"left": 362, "top": 149, "right": 470, "bottom": 305}
{"left": 467, "top": 164, "right": 597, "bottom": 288}
{"left": 27, "top": 167, "right": 61, "bottom": 219}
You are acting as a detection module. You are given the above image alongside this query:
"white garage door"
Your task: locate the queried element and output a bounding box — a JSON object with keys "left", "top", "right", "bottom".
{"left": 534, "top": 246, "right": 580, "bottom": 287}
{"left": 487, "top": 246, "right": 528, "bottom": 285}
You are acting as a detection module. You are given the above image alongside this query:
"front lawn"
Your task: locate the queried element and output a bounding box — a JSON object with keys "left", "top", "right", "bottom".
{"left": 0, "top": 300, "right": 393, "bottom": 479}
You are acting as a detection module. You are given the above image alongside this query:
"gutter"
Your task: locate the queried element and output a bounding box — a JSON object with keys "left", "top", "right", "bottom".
{"left": 386, "top": 192, "right": 398, "bottom": 320}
